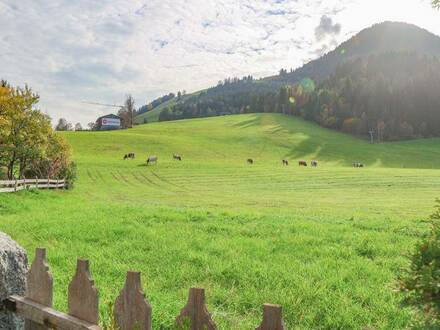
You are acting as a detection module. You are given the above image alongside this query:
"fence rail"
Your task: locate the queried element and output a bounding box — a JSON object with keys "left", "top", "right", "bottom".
{"left": 2, "top": 248, "right": 285, "bottom": 330}
{"left": 0, "top": 178, "right": 66, "bottom": 193}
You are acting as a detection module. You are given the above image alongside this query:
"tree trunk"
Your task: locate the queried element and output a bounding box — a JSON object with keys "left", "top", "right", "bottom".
{"left": 7, "top": 160, "right": 14, "bottom": 179}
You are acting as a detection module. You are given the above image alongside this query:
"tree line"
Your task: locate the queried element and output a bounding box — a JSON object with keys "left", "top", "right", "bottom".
{"left": 0, "top": 81, "right": 76, "bottom": 184}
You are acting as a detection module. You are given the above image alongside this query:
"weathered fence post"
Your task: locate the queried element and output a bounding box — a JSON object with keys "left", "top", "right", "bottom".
{"left": 25, "top": 248, "right": 53, "bottom": 330}
{"left": 255, "top": 304, "right": 285, "bottom": 330}
{"left": 35, "top": 177, "right": 38, "bottom": 189}
{"left": 23, "top": 178, "right": 26, "bottom": 190}
{"left": 114, "top": 271, "right": 152, "bottom": 330}
{"left": 14, "top": 179, "right": 17, "bottom": 192}
{"left": 68, "top": 259, "right": 99, "bottom": 325}
{"left": 0, "top": 232, "right": 28, "bottom": 329}
{"left": 176, "top": 288, "right": 217, "bottom": 330}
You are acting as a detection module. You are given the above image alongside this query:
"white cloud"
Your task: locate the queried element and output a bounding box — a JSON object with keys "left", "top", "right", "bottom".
{"left": 0, "top": 0, "right": 439, "bottom": 125}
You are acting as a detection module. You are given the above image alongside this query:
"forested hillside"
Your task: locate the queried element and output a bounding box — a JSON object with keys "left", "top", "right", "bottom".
{"left": 139, "top": 22, "right": 440, "bottom": 141}
{"left": 278, "top": 53, "right": 440, "bottom": 140}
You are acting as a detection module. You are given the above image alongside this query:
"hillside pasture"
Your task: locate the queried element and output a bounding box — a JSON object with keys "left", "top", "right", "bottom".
{"left": 1, "top": 113, "right": 439, "bottom": 329}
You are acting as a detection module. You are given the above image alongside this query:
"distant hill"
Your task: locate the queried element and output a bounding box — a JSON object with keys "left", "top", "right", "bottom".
{"left": 134, "top": 91, "right": 206, "bottom": 125}
{"left": 135, "top": 22, "right": 440, "bottom": 141}
{"left": 135, "top": 97, "right": 177, "bottom": 124}
{"left": 270, "top": 21, "right": 440, "bottom": 85}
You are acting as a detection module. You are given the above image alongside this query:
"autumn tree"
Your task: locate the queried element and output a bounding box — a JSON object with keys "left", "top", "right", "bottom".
{"left": 0, "top": 84, "right": 50, "bottom": 178}
{"left": 0, "top": 82, "right": 75, "bottom": 184}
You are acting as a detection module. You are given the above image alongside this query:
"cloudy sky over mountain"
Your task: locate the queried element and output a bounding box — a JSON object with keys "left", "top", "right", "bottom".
{"left": 0, "top": 0, "right": 439, "bottom": 124}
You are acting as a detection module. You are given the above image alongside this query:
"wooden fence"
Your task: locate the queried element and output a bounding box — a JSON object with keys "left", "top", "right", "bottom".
{"left": 0, "top": 178, "right": 66, "bottom": 193}
{"left": 3, "top": 248, "right": 285, "bottom": 330}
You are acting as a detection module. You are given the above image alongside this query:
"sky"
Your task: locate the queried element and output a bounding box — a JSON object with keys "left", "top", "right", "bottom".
{"left": 0, "top": 0, "right": 439, "bottom": 125}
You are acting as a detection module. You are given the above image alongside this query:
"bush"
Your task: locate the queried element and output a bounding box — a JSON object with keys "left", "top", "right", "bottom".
{"left": 23, "top": 133, "right": 76, "bottom": 189}
{"left": 61, "top": 161, "right": 77, "bottom": 189}
{"left": 401, "top": 201, "right": 440, "bottom": 319}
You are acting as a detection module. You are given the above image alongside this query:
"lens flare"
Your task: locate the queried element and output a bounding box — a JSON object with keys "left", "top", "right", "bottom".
{"left": 300, "top": 78, "right": 315, "bottom": 93}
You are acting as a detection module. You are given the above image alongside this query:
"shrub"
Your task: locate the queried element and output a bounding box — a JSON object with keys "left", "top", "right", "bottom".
{"left": 23, "top": 133, "right": 76, "bottom": 188}
{"left": 61, "top": 161, "right": 77, "bottom": 189}
{"left": 401, "top": 201, "right": 440, "bottom": 319}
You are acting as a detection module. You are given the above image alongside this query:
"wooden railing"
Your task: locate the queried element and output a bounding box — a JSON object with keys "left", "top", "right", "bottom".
{"left": 0, "top": 178, "right": 66, "bottom": 193}
{"left": 3, "top": 248, "right": 285, "bottom": 330}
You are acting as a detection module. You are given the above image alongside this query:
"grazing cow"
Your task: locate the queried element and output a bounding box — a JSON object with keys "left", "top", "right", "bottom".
{"left": 353, "top": 162, "right": 364, "bottom": 168}
{"left": 282, "top": 159, "right": 289, "bottom": 166}
{"left": 247, "top": 158, "right": 254, "bottom": 165}
{"left": 146, "top": 155, "right": 158, "bottom": 165}
{"left": 123, "top": 154, "right": 128, "bottom": 160}
{"left": 298, "top": 160, "right": 307, "bottom": 167}
{"left": 173, "top": 154, "right": 182, "bottom": 161}
{"left": 311, "top": 160, "right": 318, "bottom": 167}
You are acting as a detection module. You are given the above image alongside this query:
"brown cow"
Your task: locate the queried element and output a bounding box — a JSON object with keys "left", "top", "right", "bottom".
{"left": 298, "top": 160, "right": 307, "bottom": 167}
{"left": 247, "top": 159, "right": 254, "bottom": 165}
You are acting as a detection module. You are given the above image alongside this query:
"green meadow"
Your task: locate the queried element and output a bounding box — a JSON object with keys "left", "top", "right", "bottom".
{"left": 1, "top": 113, "right": 440, "bottom": 329}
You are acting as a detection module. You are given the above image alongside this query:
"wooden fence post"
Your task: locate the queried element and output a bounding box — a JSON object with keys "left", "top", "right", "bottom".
{"left": 25, "top": 248, "right": 53, "bottom": 330}
{"left": 175, "top": 288, "right": 217, "bottom": 330}
{"left": 114, "top": 271, "right": 152, "bottom": 330}
{"left": 68, "top": 259, "right": 99, "bottom": 325}
{"left": 35, "top": 176, "right": 38, "bottom": 189}
{"left": 14, "top": 179, "right": 17, "bottom": 192}
{"left": 255, "top": 304, "right": 285, "bottom": 330}
{"left": 23, "top": 178, "right": 27, "bottom": 190}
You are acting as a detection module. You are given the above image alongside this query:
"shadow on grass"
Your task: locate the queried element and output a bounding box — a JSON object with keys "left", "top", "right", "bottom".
{"left": 231, "top": 115, "right": 262, "bottom": 129}
{"left": 232, "top": 113, "right": 440, "bottom": 169}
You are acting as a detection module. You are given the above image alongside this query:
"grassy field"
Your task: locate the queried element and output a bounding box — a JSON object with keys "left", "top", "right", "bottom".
{"left": 1, "top": 113, "right": 439, "bottom": 329}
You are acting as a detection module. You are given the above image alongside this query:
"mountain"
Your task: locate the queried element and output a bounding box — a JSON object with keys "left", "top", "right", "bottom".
{"left": 270, "top": 21, "right": 440, "bottom": 85}
{"left": 135, "top": 22, "right": 440, "bottom": 141}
